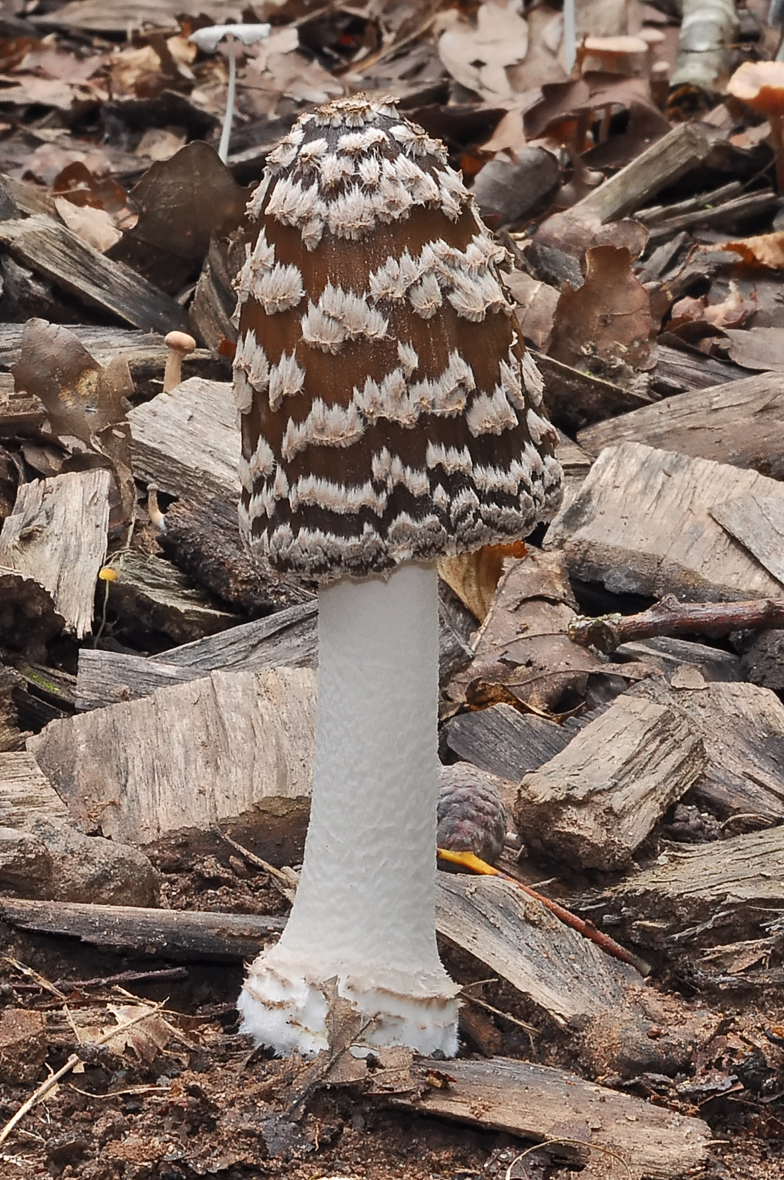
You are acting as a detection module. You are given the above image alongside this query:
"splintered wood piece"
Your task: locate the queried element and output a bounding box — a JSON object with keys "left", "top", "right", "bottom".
{"left": 0, "top": 751, "right": 69, "bottom": 827}
{"left": 0, "top": 468, "right": 111, "bottom": 638}
{"left": 515, "top": 695, "right": 706, "bottom": 870}
{"left": 75, "top": 599, "right": 470, "bottom": 710}
{"left": 0, "top": 897, "right": 283, "bottom": 960}
{"left": 711, "top": 493, "right": 784, "bottom": 586}
{"left": 578, "top": 372, "right": 784, "bottom": 480}
{"left": 596, "top": 823, "right": 784, "bottom": 950}
{"left": 106, "top": 550, "right": 237, "bottom": 645}
{"left": 630, "top": 678, "right": 784, "bottom": 822}
{"left": 0, "top": 215, "right": 187, "bottom": 335}
{"left": 545, "top": 441, "right": 784, "bottom": 601}
{"left": 128, "top": 377, "right": 240, "bottom": 505}
{"left": 435, "top": 875, "right": 637, "bottom": 1026}
{"left": 28, "top": 667, "right": 317, "bottom": 845}
{"left": 402, "top": 1056, "right": 711, "bottom": 1180}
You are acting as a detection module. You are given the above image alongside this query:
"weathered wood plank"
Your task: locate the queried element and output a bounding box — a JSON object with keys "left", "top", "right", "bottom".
{"left": 0, "top": 751, "right": 69, "bottom": 827}
{"left": 128, "top": 377, "right": 239, "bottom": 504}
{"left": 593, "top": 823, "right": 784, "bottom": 950}
{"left": 443, "top": 703, "right": 573, "bottom": 781}
{"left": 0, "top": 897, "right": 284, "bottom": 960}
{"left": 436, "top": 875, "right": 637, "bottom": 1025}
{"left": 514, "top": 695, "right": 707, "bottom": 870}
{"left": 29, "top": 667, "right": 317, "bottom": 845}
{"left": 0, "top": 468, "right": 111, "bottom": 638}
{"left": 711, "top": 493, "right": 784, "bottom": 586}
{"left": 403, "top": 1057, "right": 711, "bottom": 1180}
{"left": 107, "top": 550, "right": 237, "bottom": 644}
{"left": 578, "top": 373, "right": 784, "bottom": 479}
{"left": 545, "top": 441, "right": 784, "bottom": 601}
{"left": 0, "top": 214, "right": 187, "bottom": 334}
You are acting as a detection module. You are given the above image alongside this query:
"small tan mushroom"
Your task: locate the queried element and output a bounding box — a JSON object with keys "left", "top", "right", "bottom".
{"left": 163, "top": 331, "right": 196, "bottom": 393}
{"left": 582, "top": 34, "right": 649, "bottom": 74}
{"left": 728, "top": 61, "right": 784, "bottom": 192}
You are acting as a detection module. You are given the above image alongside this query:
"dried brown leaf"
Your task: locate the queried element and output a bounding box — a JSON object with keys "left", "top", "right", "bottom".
{"left": 548, "top": 245, "right": 655, "bottom": 380}
{"left": 718, "top": 231, "right": 784, "bottom": 268}
{"left": 439, "top": 4, "right": 529, "bottom": 102}
{"left": 439, "top": 542, "right": 527, "bottom": 623}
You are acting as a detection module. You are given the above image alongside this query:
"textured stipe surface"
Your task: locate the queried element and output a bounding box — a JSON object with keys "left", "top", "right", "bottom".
{"left": 234, "top": 95, "right": 563, "bottom": 579}
{"left": 437, "top": 763, "right": 508, "bottom": 865}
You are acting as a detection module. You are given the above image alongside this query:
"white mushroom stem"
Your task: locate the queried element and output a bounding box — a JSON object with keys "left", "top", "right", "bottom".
{"left": 238, "top": 561, "right": 460, "bottom": 1057}
{"left": 218, "top": 34, "right": 237, "bottom": 164}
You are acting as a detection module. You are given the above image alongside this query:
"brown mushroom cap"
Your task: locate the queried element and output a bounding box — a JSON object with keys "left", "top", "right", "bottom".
{"left": 728, "top": 61, "right": 784, "bottom": 119}
{"left": 164, "top": 331, "right": 197, "bottom": 354}
{"left": 233, "top": 96, "right": 562, "bottom": 580}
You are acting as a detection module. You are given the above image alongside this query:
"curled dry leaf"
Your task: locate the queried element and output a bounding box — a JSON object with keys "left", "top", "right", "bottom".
{"left": 717, "top": 231, "right": 784, "bottom": 268}
{"left": 670, "top": 282, "right": 758, "bottom": 331}
{"left": 548, "top": 245, "right": 656, "bottom": 383}
{"left": 54, "top": 198, "right": 122, "bottom": 252}
{"left": 103, "top": 1003, "right": 176, "bottom": 1063}
{"left": 438, "top": 541, "right": 527, "bottom": 623}
{"left": 11, "top": 319, "right": 136, "bottom": 533}
{"left": 439, "top": 4, "right": 529, "bottom": 102}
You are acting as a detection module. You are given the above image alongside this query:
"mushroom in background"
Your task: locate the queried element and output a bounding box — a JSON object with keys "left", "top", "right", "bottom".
{"left": 727, "top": 60, "right": 784, "bottom": 192}
{"left": 233, "top": 95, "right": 562, "bottom": 1058}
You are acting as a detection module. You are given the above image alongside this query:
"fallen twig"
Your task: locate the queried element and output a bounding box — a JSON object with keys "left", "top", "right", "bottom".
{"left": 437, "top": 848, "right": 650, "bottom": 975}
{"left": 568, "top": 594, "right": 784, "bottom": 654}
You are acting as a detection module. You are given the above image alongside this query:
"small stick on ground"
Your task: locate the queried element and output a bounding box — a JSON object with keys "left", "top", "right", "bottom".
{"left": 568, "top": 594, "right": 784, "bottom": 654}
{"left": 438, "top": 849, "right": 650, "bottom": 975}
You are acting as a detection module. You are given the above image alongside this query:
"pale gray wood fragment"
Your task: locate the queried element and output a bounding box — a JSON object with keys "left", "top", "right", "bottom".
{"left": 443, "top": 703, "right": 573, "bottom": 781}
{"left": 515, "top": 695, "right": 707, "bottom": 870}
{"left": 545, "top": 441, "right": 784, "bottom": 601}
{"left": 107, "top": 550, "right": 237, "bottom": 644}
{"left": 404, "top": 1056, "right": 710, "bottom": 1180}
{"left": 0, "top": 214, "right": 187, "bottom": 334}
{"left": 28, "top": 667, "right": 317, "bottom": 846}
{"left": 128, "top": 377, "right": 239, "bottom": 505}
{"left": 435, "top": 875, "right": 637, "bottom": 1025}
{"left": 711, "top": 493, "right": 784, "bottom": 586}
{"left": 578, "top": 373, "right": 784, "bottom": 480}
{"left": 0, "top": 468, "right": 111, "bottom": 638}
{"left": 594, "top": 823, "right": 784, "bottom": 950}
{"left": 613, "top": 636, "right": 743, "bottom": 683}
{"left": 0, "top": 751, "right": 69, "bottom": 827}
{"left": 0, "top": 897, "right": 284, "bottom": 960}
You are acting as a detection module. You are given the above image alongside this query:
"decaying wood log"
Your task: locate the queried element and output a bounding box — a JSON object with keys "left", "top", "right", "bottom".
{"left": 0, "top": 215, "right": 188, "bottom": 334}
{"left": 0, "top": 468, "right": 111, "bottom": 638}
{"left": 0, "top": 569, "right": 64, "bottom": 654}
{"left": 630, "top": 678, "right": 784, "bottom": 822}
{"left": 28, "top": 667, "right": 317, "bottom": 845}
{"left": 106, "top": 550, "right": 237, "bottom": 644}
{"left": 76, "top": 598, "right": 472, "bottom": 710}
{"left": 128, "top": 377, "right": 239, "bottom": 504}
{"left": 533, "top": 351, "right": 653, "bottom": 433}
{"left": 443, "top": 703, "right": 574, "bottom": 781}
{"left": 711, "top": 493, "right": 784, "bottom": 585}
{"left": 514, "top": 695, "right": 707, "bottom": 870}
{"left": 401, "top": 1056, "right": 711, "bottom": 1180}
{"left": 670, "top": 0, "right": 737, "bottom": 91}
{"left": 578, "top": 373, "right": 784, "bottom": 479}
{"left": 0, "top": 897, "right": 284, "bottom": 960}
{"left": 0, "top": 751, "right": 69, "bottom": 826}
{"left": 588, "top": 823, "right": 784, "bottom": 951}
{"left": 545, "top": 441, "right": 784, "bottom": 601}
{"left": 436, "top": 875, "right": 638, "bottom": 1026}
{"left": 572, "top": 122, "right": 712, "bottom": 223}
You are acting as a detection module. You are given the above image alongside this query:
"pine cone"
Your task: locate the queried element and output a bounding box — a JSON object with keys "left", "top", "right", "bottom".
{"left": 437, "top": 764, "right": 508, "bottom": 865}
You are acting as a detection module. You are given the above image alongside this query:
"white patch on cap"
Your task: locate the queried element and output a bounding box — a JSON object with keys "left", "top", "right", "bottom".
{"left": 466, "top": 386, "right": 519, "bottom": 436}
{"left": 473, "top": 459, "right": 530, "bottom": 496}
{"left": 447, "top": 270, "right": 508, "bottom": 322}
{"left": 301, "top": 304, "right": 346, "bottom": 354}
{"left": 521, "top": 349, "right": 545, "bottom": 407}
{"left": 266, "top": 176, "right": 327, "bottom": 230}
{"left": 326, "top": 185, "right": 378, "bottom": 239}
{"left": 357, "top": 155, "right": 381, "bottom": 187}
{"left": 371, "top": 448, "right": 430, "bottom": 496}
{"left": 319, "top": 284, "right": 388, "bottom": 340}
{"left": 435, "top": 167, "right": 469, "bottom": 220}
{"left": 249, "top": 434, "right": 276, "bottom": 482}
{"left": 255, "top": 263, "right": 305, "bottom": 314}
{"left": 527, "top": 407, "right": 554, "bottom": 447}
{"left": 290, "top": 473, "right": 387, "bottom": 515}
{"left": 298, "top": 137, "right": 329, "bottom": 169}
{"left": 338, "top": 127, "right": 388, "bottom": 153}
{"left": 281, "top": 399, "right": 365, "bottom": 460}
{"left": 425, "top": 441, "right": 473, "bottom": 474}
{"left": 233, "top": 369, "right": 254, "bottom": 414}
{"left": 388, "top": 122, "right": 448, "bottom": 163}
{"left": 397, "top": 341, "right": 419, "bottom": 376}
{"left": 355, "top": 370, "right": 413, "bottom": 426}
{"left": 246, "top": 172, "right": 272, "bottom": 220}
{"left": 408, "top": 273, "right": 442, "bottom": 319}
{"left": 269, "top": 351, "right": 306, "bottom": 411}
{"left": 320, "top": 153, "right": 355, "bottom": 189}
{"left": 368, "top": 250, "right": 422, "bottom": 302}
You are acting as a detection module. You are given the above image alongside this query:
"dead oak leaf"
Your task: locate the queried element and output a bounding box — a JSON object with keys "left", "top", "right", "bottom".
{"left": 439, "top": 4, "right": 529, "bottom": 102}
{"left": 548, "top": 244, "right": 655, "bottom": 379}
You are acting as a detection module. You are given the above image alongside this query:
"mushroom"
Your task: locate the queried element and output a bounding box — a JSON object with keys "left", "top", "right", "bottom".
{"left": 233, "top": 96, "right": 563, "bottom": 1057}
{"left": 163, "top": 330, "right": 196, "bottom": 393}
{"left": 189, "top": 24, "right": 271, "bottom": 163}
{"left": 727, "top": 60, "right": 784, "bottom": 192}
{"left": 582, "top": 34, "right": 649, "bottom": 74}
